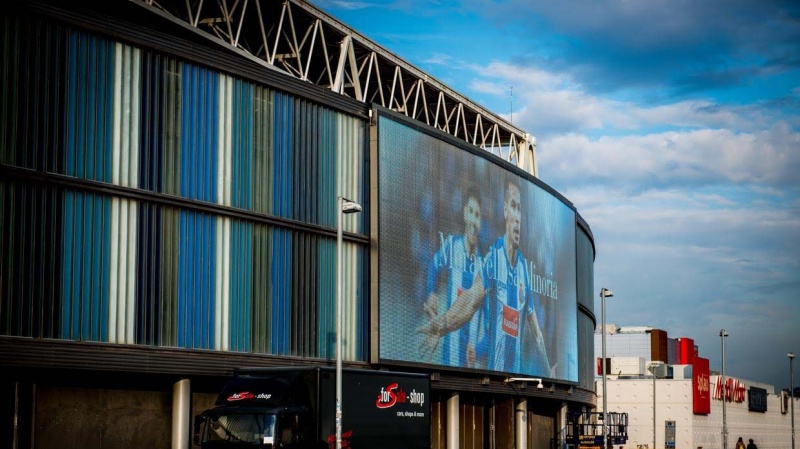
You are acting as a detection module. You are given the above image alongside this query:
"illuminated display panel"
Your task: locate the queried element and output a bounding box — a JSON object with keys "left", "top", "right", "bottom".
{"left": 376, "top": 112, "right": 578, "bottom": 382}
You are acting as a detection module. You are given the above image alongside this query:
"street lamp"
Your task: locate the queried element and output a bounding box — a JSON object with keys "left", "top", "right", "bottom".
{"left": 336, "top": 196, "right": 362, "bottom": 449}
{"left": 648, "top": 362, "right": 664, "bottom": 449}
{"left": 790, "top": 352, "right": 795, "bottom": 449}
{"left": 720, "top": 329, "right": 729, "bottom": 449}
{"left": 600, "top": 287, "right": 613, "bottom": 449}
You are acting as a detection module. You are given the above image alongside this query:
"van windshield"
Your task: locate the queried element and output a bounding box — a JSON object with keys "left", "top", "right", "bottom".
{"left": 205, "top": 412, "right": 277, "bottom": 445}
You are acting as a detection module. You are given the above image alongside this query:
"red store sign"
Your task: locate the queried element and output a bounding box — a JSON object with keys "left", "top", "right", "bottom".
{"left": 712, "top": 376, "right": 746, "bottom": 403}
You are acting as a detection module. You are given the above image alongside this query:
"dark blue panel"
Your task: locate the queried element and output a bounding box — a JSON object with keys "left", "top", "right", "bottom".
{"left": 139, "top": 54, "right": 165, "bottom": 192}
{"left": 177, "top": 211, "right": 216, "bottom": 349}
{"left": 136, "top": 203, "right": 162, "bottom": 344}
{"left": 180, "top": 65, "right": 219, "bottom": 203}
{"left": 272, "top": 92, "right": 293, "bottom": 218}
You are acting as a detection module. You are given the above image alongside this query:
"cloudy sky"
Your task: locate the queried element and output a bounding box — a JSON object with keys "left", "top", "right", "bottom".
{"left": 314, "top": 0, "right": 800, "bottom": 390}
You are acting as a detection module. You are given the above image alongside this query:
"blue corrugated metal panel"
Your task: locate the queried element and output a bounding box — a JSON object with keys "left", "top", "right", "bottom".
{"left": 139, "top": 53, "right": 167, "bottom": 192}
{"left": 64, "top": 32, "right": 114, "bottom": 182}
{"left": 317, "top": 238, "right": 335, "bottom": 359}
{"left": 180, "top": 65, "right": 218, "bottom": 203}
{"left": 136, "top": 202, "right": 162, "bottom": 345}
{"left": 60, "top": 191, "right": 110, "bottom": 341}
{"left": 273, "top": 92, "right": 293, "bottom": 218}
{"left": 228, "top": 220, "right": 253, "bottom": 352}
{"left": 270, "top": 227, "right": 291, "bottom": 355}
{"left": 177, "top": 211, "right": 216, "bottom": 349}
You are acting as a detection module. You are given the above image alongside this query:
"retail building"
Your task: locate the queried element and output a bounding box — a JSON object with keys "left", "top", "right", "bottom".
{"left": 595, "top": 325, "right": 797, "bottom": 449}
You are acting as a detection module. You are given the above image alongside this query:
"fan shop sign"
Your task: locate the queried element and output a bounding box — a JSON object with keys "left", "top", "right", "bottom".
{"left": 712, "top": 377, "right": 746, "bottom": 403}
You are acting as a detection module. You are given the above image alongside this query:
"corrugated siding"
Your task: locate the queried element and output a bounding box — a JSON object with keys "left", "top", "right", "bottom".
{"left": 0, "top": 14, "right": 369, "bottom": 361}
{"left": 64, "top": 32, "right": 115, "bottom": 182}
{"left": 61, "top": 191, "right": 111, "bottom": 341}
{"left": 177, "top": 210, "right": 216, "bottom": 349}
{"left": 273, "top": 92, "right": 293, "bottom": 219}
{"left": 337, "top": 114, "right": 367, "bottom": 359}
{"left": 109, "top": 43, "right": 141, "bottom": 344}
{"left": 252, "top": 86, "right": 274, "bottom": 215}
{"left": 251, "top": 224, "right": 273, "bottom": 353}
{"left": 0, "top": 15, "right": 67, "bottom": 171}
{"left": 180, "top": 64, "right": 218, "bottom": 203}
{"left": 0, "top": 181, "right": 63, "bottom": 337}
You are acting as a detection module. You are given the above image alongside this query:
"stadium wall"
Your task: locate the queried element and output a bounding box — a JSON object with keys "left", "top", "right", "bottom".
{"left": 0, "top": 1, "right": 599, "bottom": 448}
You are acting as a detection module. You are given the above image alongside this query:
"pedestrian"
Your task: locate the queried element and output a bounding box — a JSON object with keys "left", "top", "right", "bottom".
{"left": 746, "top": 439, "right": 757, "bottom": 449}
{"left": 735, "top": 437, "right": 745, "bottom": 449}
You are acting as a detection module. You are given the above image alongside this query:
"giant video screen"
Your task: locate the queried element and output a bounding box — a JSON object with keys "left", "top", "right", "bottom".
{"left": 376, "top": 112, "right": 579, "bottom": 382}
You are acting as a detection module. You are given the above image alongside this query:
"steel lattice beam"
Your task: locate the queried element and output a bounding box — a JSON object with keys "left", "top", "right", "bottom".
{"left": 135, "top": 0, "right": 538, "bottom": 176}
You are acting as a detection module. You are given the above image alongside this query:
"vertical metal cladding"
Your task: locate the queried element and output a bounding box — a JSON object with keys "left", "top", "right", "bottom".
{"left": 0, "top": 14, "right": 368, "bottom": 360}
{"left": 338, "top": 114, "right": 366, "bottom": 359}
{"left": 0, "top": 181, "right": 63, "bottom": 337}
{"left": 61, "top": 191, "right": 111, "bottom": 341}
{"left": 109, "top": 43, "right": 141, "bottom": 344}
{"left": 59, "top": 30, "right": 116, "bottom": 342}
{"left": 0, "top": 15, "right": 68, "bottom": 171}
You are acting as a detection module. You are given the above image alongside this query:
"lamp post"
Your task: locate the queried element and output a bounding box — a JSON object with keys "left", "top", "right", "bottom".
{"left": 720, "top": 329, "right": 729, "bottom": 449}
{"left": 648, "top": 362, "right": 664, "bottom": 449}
{"left": 600, "top": 288, "right": 613, "bottom": 449}
{"left": 336, "top": 196, "right": 362, "bottom": 449}
{"left": 790, "top": 352, "right": 796, "bottom": 449}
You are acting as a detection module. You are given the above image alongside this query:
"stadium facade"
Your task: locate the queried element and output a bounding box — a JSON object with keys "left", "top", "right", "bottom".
{"left": 1, "top": 1, "right": 598, "bottom": 448}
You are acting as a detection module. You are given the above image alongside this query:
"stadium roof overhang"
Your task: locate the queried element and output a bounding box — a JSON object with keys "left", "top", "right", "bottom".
{"left": 132, "top": 0, "right": 538, "bottom": 177}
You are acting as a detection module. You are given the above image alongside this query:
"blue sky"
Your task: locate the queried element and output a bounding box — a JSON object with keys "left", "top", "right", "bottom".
{"left": 314, "top": 0, "right": 800, "bottom": 390}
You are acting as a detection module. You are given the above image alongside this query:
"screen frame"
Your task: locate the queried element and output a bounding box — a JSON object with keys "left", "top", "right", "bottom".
{"left": 369, "top": 105, "right": 579, "bottom": 384}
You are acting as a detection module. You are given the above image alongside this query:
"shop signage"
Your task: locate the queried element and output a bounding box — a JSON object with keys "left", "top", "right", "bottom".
{"left": 712, "top": 376, "right": 746, "bottom": 403}
{"left": 693, "top": 357, "right": 711, "bottom": 414}
{"left": 748, "top": 386, "right": 767, "bottom": 412}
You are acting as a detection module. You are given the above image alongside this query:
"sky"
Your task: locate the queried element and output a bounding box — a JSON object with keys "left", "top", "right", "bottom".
{"left": 312, "top": 0, "right": 800, "bottom": 390}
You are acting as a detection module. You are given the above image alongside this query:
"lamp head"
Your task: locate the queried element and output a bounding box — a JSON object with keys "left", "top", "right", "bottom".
{"left": 600, "top": 288, "right": 613, "bottom": 298}
{"left": 341, "top": 200, "right": 362, "bottom": 214}
{"left": 790, "top": 352, "right": 796, "bottom": 360}
{"left": 719, "top": 329, "right": 728, "bottom": 337}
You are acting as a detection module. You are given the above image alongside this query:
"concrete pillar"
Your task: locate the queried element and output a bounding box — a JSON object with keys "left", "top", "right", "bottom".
{"left": 447, "top": 392, "right": 459, "bottom": 449}
{"left": 516, "top": 398, "right": 528, "bottom": 449}
{"left": 172, "top": 379, "right": 191, "bottom": 449}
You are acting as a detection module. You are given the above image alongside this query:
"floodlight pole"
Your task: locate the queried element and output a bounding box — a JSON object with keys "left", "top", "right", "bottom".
{"left": 336, "top": 196, "right": 361, "bottom": 449}
{"left": 648, "top": 362, "right": 662, "bottom": 449}
{"left": 600, "top": 288, "right": 613, "bottom": 449}
{"left": 790, "top": 352, "right": 796, "bottom": 449}
{"left": 720, "top": 329, "right": 729, "bottom": 449}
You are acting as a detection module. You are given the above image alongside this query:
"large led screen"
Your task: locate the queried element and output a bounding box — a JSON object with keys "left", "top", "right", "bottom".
{"left": 376, "top": 113, "right": 579, "bottom": 382}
